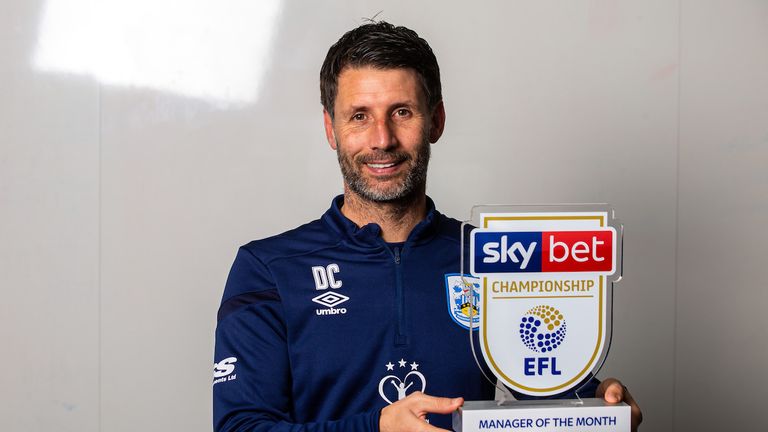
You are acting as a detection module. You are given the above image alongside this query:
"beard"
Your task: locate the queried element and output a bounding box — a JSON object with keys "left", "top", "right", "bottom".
{"left": 336, "top": 139, "right": 431, "bottom": 203}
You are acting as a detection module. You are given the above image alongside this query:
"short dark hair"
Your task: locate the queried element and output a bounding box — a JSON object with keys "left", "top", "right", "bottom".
{"left": 320, "top": 21, "right": 442, "bottom": 118}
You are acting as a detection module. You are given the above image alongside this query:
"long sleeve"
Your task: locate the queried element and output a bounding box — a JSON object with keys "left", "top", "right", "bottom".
{"left": 213, "top": 247, "right": 380, "bottom": 432}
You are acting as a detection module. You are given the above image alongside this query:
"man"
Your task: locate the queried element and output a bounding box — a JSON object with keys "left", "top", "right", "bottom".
{"left": 213, "top": 21, "right": 642, "bottom": 432}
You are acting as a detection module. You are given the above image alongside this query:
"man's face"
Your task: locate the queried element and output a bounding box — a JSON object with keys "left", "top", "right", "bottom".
{"left": 323, "top": 67, "right": 445, "bottom": 202}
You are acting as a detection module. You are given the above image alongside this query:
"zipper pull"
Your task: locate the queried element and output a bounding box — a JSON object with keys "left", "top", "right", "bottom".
{"left": 393, "top": 246, "right": 401, "bottom": 264}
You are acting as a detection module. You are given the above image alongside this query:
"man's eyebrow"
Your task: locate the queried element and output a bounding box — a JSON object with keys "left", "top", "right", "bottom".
{"left": 344, "top": 100, "right": 420, "bottom": 113}
{"left": 345, "top": 104, "right": 370, "bottom": 113}
{"left": 389, "top": 99, "right": 420, "bottom": 108}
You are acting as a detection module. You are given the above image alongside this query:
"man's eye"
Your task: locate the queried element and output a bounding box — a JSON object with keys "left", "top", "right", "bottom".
{"left": 394, "top": 108, "right": 411, "bottom": 117}
{"left": 352, "top": 113, "right": 366, "bottom": 121}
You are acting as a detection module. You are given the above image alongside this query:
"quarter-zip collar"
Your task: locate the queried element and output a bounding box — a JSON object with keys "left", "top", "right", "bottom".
{"left": 321, "top": 195, "right": 442, "bottom": 248}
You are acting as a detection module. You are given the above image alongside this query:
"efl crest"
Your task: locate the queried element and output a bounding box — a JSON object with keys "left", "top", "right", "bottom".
{"left": 445, "top": 274, "right": 481, "bottom": 330}
{"left": 463, "top": 206, "right": 622, "bottom": 397}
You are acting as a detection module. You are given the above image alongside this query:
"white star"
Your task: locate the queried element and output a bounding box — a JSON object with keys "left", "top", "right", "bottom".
{"left": 385, "top": 362, "right": 394, "bottom": 371}
{"left": 398, "top": 358, "right": 407, "bottom": 368}
{"left": 410, "top": 361, "right": 419, "bottom": 370}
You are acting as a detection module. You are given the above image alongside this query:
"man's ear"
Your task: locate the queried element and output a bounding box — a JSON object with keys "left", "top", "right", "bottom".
{"left": 428, "top": 100, "right": 446, "bottom": 143}
{"left": 323, "top": 109, "right": 337, "bottom": 150}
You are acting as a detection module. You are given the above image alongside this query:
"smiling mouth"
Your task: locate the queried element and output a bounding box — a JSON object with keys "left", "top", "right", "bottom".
{"left": 358, "top": 152, "right": 410, "bottom": 173}
{"left": 366, "top": 162, "right": 398, "bottom": 169}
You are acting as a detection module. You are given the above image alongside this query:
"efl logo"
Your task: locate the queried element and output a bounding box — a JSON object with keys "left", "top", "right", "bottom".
{"left": 471, "top": 229, "right": 616, "bottom": 275}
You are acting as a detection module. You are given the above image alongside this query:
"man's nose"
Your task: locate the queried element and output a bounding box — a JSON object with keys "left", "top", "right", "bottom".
{"left": 370, "top": 118, "right": 397, "bottom": 150}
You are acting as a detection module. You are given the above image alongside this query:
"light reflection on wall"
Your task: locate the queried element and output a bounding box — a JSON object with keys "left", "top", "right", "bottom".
{"left": 34, "top": 0, "right": 283, "bottom": 107}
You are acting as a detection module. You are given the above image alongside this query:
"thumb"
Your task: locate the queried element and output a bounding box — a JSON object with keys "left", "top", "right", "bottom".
{"left": 597, "top": 379, "right": 624, "bottom": 404}
{"left": 605, "top": 385, "right": 622, "bottom": 404}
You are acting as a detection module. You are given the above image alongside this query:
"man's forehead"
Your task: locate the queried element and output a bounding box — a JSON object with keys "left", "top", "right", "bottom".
{"left": 334, "top": 66, "right": 426, "bottom": 107}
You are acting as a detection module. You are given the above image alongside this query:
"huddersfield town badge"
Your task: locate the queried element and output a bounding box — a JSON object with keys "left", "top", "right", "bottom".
{"left": 445, "top": 274, "right": 481, "bottom": 330}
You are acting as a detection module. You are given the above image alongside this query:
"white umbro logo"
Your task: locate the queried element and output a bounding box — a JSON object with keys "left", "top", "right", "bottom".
{"left": 312, "top": 291, "right": 349, "bottom": 308}
{"left": 312, "top": 291, "right": 349, "bottom": 316}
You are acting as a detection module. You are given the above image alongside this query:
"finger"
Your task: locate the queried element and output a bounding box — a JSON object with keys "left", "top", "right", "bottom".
{"left": 596, "top": 378, "right": 624, "bottom": 404}
{"left": 595, "top": 377, "right": 619, "bottom": 397}
{"left": 413, "top": 393, "right": 464, "bottom": 415}
{"left": 399, "top": 394, "right": 457, "bottom": 432}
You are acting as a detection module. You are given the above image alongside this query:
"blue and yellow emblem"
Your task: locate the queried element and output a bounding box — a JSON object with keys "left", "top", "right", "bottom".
{"left": 519, "top": 305, "right": 567, "bottom": 353}
{"left": 444, "top": 274, "right": 481, "bottom": 330}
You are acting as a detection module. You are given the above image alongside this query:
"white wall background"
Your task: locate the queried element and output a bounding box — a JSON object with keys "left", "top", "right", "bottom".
{"left": 1, "top": 1, "right": 766, "bottom": 431}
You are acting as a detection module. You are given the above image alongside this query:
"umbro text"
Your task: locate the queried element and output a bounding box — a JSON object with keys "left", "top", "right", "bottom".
{"left": 316, "top": 307, "right": 347, "bottom": 315}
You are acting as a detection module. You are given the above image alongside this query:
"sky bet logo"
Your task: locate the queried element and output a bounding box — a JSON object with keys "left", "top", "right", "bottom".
{"left": 471, "top": 229, "right": 616, "bottom": 275}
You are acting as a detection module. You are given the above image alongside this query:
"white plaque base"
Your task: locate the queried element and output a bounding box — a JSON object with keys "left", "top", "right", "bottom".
{"left": 453, "top": 398, "right": 630, "bottom": 432}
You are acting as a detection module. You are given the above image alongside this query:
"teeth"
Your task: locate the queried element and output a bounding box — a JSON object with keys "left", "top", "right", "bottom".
{"left": 368, "top": 162, "right": 396, "bottom": 168}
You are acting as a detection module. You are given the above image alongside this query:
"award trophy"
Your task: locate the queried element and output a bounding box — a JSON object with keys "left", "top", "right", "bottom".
{"left": 453, "top": 205, "right": 630, "bottom": 432}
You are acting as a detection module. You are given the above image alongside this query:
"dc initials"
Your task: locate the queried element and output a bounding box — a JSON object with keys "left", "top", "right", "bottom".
{"left": 312, "top": 264, "right": 342, "bottom": 290}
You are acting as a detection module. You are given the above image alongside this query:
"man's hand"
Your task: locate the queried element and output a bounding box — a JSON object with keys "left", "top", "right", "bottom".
{"left": 379, "top": 391, "right": 463, "bottom": 432}
{"left": 596, "top": 378, "right": 643, "bottom": 432}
